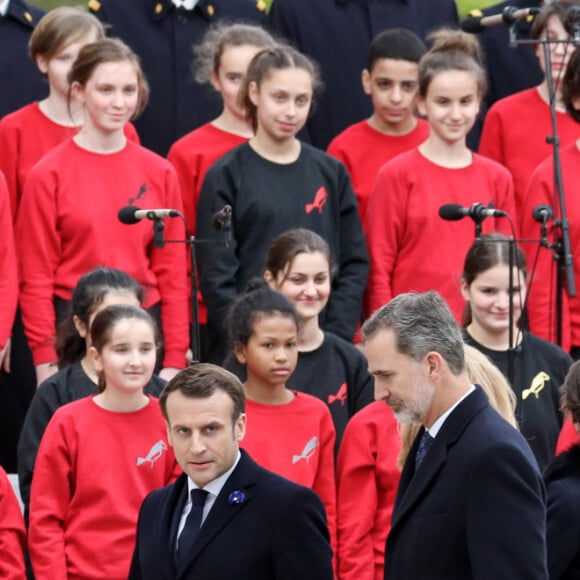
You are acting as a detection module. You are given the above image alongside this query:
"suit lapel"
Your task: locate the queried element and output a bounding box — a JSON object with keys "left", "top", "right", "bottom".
{"left": 160, "top": 474, "right": 189, "bottom": 578}
{"left": 178, "top": 451, "right": 260, "bottom": 574}
{"left": 391, "top": 388, "right": 488, "bottom": 531}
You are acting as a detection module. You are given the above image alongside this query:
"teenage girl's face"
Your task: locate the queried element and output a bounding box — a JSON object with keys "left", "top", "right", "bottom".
{"left": 91, "top": 317, "right": 157, "bottom": 393}
{"left": 36, "top": 32, "right": 100, "bottom": 99}
{"left": 266, "top": 251, "right": 331, "bottom": 322}
{"left": 248, "top": 67, "right": 313, "bottom": 143}
{"left": 235, "top": 313, "right": 298, "bottom": 388}
{"left": 211, "top": 43, "right": 266, "bottom": 120}
{"left": 536, "top": 15, "right": 574, "bottom": 86}
{"left": 461, "top": 264, "right": 527, "bottom": 337}
{"left": 74, "top": 290, "right": 141, "bottom": 346}
{"left": 362, "top": 58, "right": 420, "bottom": 134}
{"left": 417, "top": 70, "right": 480, "bottom": 145}
{"left": 74, "top": 59, "right": 139, "bottom": 136}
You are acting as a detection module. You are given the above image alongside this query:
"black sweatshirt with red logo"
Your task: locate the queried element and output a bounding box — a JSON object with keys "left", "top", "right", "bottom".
{"left": 197, "top": 142, "right": 369, "bottom": 363}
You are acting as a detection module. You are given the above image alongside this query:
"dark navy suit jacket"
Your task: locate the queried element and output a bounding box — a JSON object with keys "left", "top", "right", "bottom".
{"left": 129, "top": 449, "right": 334, "bottom": 580}
{"left": 385, "top": 386, "right": 548, "bottom": 579}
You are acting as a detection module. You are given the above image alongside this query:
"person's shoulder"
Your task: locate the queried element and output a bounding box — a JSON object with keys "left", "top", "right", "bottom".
{"left": 545, "top": 445, "right": 580, "bottom": 483}
{"left": 213, "top": 0, "right": 268, "bottom": 19}
{"left": 0, "top": 102, "right": 38, "bottom": 129}
{"left": 168, "top": 123, "right": 217, "bottom": 154}
{"left": 28, "top": 138, "right": 73, "bottom": 174}
{"left": 207, "top": 141, "right": 250, "bottom": 171}
{"left": 292, "top": 391, "right": 332, "bottom": 415}
{"left": 346, "top": 400, "right": 389, "bottom": 428}
{"left": 488, "top": 87, "right": 538, "bottom": 114}
{"left": 48, "top": 396, "right": 94, "bottom": 425}
{"left": 328, "top": 121, "right": 371, "bottom": 149}
{"left": 142, "top": 472, "right": 185, "bottom": 508}
{"left": 524, "top": 332, "right": 573, "bottom": 362}
{"left": 471, "top": 151, "right": 513, "bottom": 178}
{"left": 300, "top": 141, "right": 342, "bottom": 165}
{"left": 5, "top": 0, "right": 45, "bottom": 27}
{"left": 322, "top": 331, "right": 367, "bottom": 362}
{"left": 249, "top": 451, "right": 323, "bottom": 498}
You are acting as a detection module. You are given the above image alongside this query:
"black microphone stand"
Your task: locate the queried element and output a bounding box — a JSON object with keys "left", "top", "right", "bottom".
{"left": 512, "top": 33, "right": 576, "bottom": 346}
{"left": 144, "top": 212, "right": 231, "bottom": 365}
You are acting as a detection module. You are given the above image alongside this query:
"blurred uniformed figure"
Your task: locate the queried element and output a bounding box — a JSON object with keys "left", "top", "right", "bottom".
{"left": 0, "top": 0, "right": 45, "bottom": 119}
{"left": 89, "top": 0, "right": 267, "bottom": 155}
{"left": 468, "top": 0, "right": 544, "bottom": 149}
{"left": 267, "top": 0, "right": 460, "bottom": 150}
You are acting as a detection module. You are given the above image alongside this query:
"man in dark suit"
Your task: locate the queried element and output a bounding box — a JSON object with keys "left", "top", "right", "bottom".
{"left": 0, "top": 0, "right": 45, "bottom": 120}
{"left": 362, "top": 291, "right": 548, "bottom": 579}
{"left": 129, "top": 363, "right": 333, "bottom": 580}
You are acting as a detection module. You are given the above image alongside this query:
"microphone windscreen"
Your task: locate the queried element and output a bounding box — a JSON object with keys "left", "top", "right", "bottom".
{"left": 461, "top": 14, "right": 485, "bottom": 33}
{"left": 438, "top": 204, "right": 465, "bottom": 221}
{"left": 118, "top": 205, "right": 140, "bottom": 225}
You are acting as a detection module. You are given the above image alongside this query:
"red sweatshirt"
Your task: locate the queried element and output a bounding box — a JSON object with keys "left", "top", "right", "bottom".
{"left": 0, "top": 466, "right": 26, "bottom": 580}
{"left": 241, "top": 392, "right": 337, "bottom": 571}
{"left": 336, "top": 402, "right": 401, "bottom": 580}
{"left": 29, "top": 396, "right": 180, "bottom": 580}
{"left": 16, "top": 138, "right": 189, "bottom": 368}
{"left": 0, "top": 102, "right": 139, "bottom": 221}
{"left": 520, "top": 142, "right": 580, "bottom": 351}
{"left": 327, "top": 119, "right": 429, "bottom": 225}
{"left": 167, "top": 122, "right": 248, "bottom": 324}
{"left": 0, "top": 172, "right": 17, "bottom": 351}
{"left": 479, "top": 88, "right": 580, "bottom": 215}
{"left": 365, "top": 148, "right": 515, "bottom": 320}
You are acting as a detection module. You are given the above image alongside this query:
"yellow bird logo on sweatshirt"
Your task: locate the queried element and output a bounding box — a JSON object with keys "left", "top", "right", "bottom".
{"left": 522, "top": 372, "right": 550, "bottom": 400}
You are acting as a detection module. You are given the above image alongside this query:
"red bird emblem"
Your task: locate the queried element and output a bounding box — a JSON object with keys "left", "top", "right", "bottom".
{"left": 305, "top": 186, "right": 328, "bottom": 214}
{"left": 328, "top": 383, "right": 347, "bottom": 406}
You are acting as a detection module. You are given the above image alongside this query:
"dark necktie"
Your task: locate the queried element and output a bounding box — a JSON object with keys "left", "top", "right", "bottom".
{"left": 415, "top": 431, "right": 434, "bottom": 469}
{"left": 176, "top": 488, "right": 208, "bottom": 568}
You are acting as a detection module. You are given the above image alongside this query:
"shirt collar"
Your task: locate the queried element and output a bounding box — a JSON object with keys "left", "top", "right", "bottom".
{"left": 172, "top": 0, "right": 198, "bottom": 9}
{"left": 186, "top": 450, "right": 241, "bottom": 499}
{"left": 428, "top": 384, "right": 476, "bottom": 438}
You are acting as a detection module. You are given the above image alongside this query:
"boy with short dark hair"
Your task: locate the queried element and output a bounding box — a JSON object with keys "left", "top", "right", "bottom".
{"left": 327, "top": 29, "right": 428, "bottom": 223}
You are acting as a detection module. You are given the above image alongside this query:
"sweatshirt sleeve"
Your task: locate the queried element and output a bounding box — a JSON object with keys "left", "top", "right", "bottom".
{"left": 323, "top": 164, "right": 369, "bottom": 341}
{"left": 0, "top": 467, "right": 26, "bottom": 580}
{"left": 365, "top": 162, "right": 405, "bottom": 316}
{"left": 28, "top": 412, "right": 74, "bottom": 580}
{"left": 0, "top": 117, "right": 21, "bottom": 222}
{"left": 311, "top": 407, "right": 337, "bottom": 577}
{"left": 478, "top": 104, "right": 505, "bottom": 164}
{"left": 0, "top": 173, "right": 17, "bottom": 350}
{"left": 149, "top": 165, "right": 189, "bottom": 368}
{"left": 337, "top": 415, "right": 380, "bottom": 580}
{"left": 196, "top": 162, "right": 240, "bottom": 345}
{"left": 167, "top": 142, "right": 200, "bottom": 236}
{"left": 17, "top": 379, "right": 66, "bottom": 516}
{"left": 15, "top": 164, "right": 61, "bottom": 365}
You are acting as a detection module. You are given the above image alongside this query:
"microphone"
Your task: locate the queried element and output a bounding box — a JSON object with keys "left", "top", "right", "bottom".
{"left": 118, "top": 205, "right": 180, "bottom": 225}
{"left": 439, "top": 203, "right": 507, "bottom": 222}
{"left": 532, "top": 204, "right": 553, "bottom": 223}
{"left": 461, "top": 6, "right": 540, "bottom": 33}
{"left": 212, "top": 205, "right": 232, "bottom": 231}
